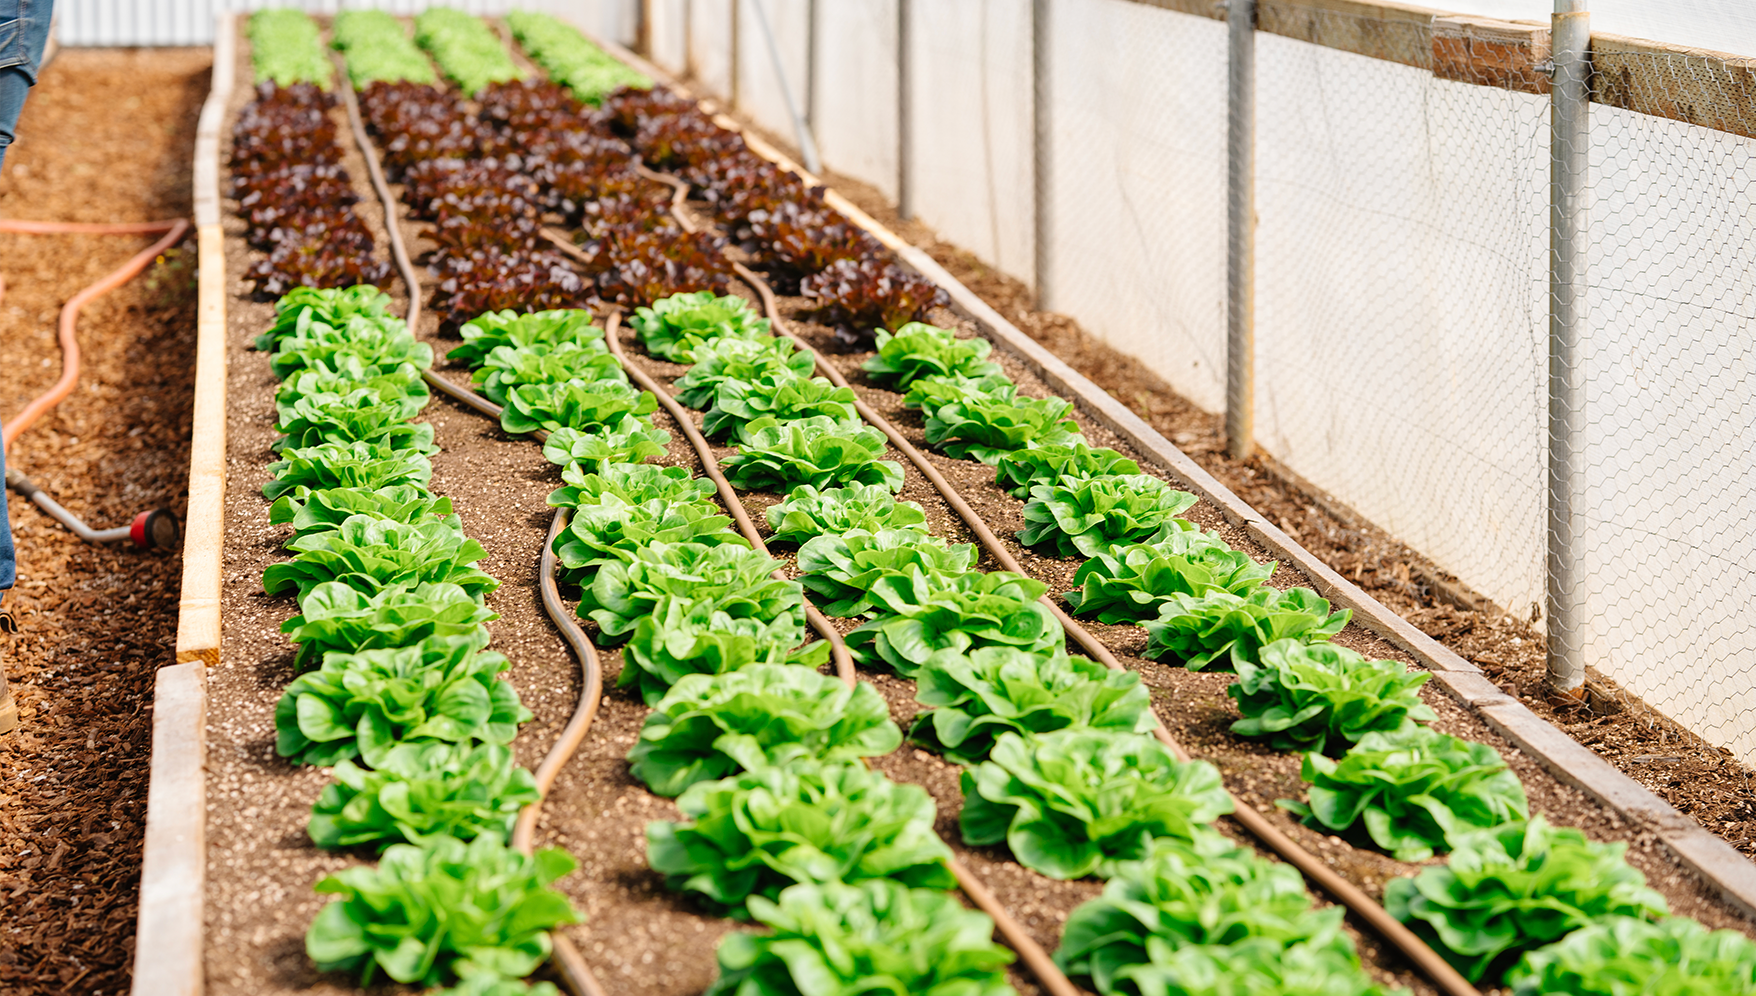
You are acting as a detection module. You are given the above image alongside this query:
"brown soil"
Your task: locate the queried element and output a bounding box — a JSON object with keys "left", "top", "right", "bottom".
{"left": 750, "top": 125, "right": 1756, "bottom": 863}
{"left": 0, "top": 48, "right": 210, "bottom": 996}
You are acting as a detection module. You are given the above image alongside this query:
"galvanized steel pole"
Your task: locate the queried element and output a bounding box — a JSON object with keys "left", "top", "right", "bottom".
{"left": 1547, "top": 0, "right": 1590, "bottom": 696}
{"left": 1226, "top": 0, "right": 1256, "bottom": 460}
{"left": 897, "top": 0, "right": 913, "bottom": 220}
{"left": 1032, "top": 0, "right": 1053, "bottom": 310}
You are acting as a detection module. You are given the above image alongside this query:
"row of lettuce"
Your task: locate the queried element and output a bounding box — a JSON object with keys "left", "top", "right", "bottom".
{"left": 243, "top": 8, "right": 1756, "bottom": 995}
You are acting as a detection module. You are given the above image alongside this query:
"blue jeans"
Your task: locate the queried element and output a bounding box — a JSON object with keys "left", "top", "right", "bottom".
{"left": 0, "top": 426, "right": 11, "bottom": 600}
{"left": 0, "top": 0, "right": 53, "bottom": 171}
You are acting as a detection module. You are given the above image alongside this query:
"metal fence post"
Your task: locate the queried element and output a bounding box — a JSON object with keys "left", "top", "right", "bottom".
{"left": 1226, "top": 0, "right": 1256, "bottom": 461}
{"left": 1033, "top": 0, "right": 1052, "bottom": 310}
{"left": 897, "top": 0, "right": 913, "bottom": 220}
{"left": 1547, "top": 0, "right": 1591, "bottom": 696}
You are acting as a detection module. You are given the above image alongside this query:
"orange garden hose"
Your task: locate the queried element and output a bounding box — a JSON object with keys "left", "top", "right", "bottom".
{"left": 0, "top": 219, "right": 190, "bottom": 453}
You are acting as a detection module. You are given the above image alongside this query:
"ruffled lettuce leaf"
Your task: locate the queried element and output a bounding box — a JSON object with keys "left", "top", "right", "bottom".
{"left": 499, "top": 377, "right": 656, "bottom": 435}
{"left": 923, "top": 390, "right": 1088, "bottom": 465}
{"left": 722, "top": 415, "right": 904, "bottom": 492}
{"left": 1142, "top": 586, "right": 1350, "bottom": 672}
{"left": 847, "top": 568, "right": 1063, "bottom": 676}
{"left": 1064, "top": 529, "right": 1272, "bottom": 624}
{"left": 994, "top": 443, "right": 1142, "bottom": 499}
{"left": 674, "top": 336, "right": 812, "bottom": 408}
{"left": 264, "top": 439, "right": 434, "bottom": 500}
{"left": 631, "top": 290, "right": 770, "bottom": 362}
{"left": 618, "top": 600, "right": 830, "bottom": 707}
{"left": 1229, "top": 639, "right": 1438, "bottom": 755}
{"left": 448, "top": 308, "right": 603, "bottom": 367}
{"left": 309, "top": 741, "right": 540, "bottom": 851}
{"left": 765, "top": 483, "right": 927, "bottom": 545}
{"left": 702, "top": 371, "right": 858, "bottom": 440}
{"left": 1505, "top": 915, "right": 1756, "bottom": 996}
{"left": 578, "top": 540, "right": 799, "bottom": 637}
{"left": 861, "top": 322, "right": 1002, "bottom": 390}
{"left": 269, "top": 485, "right": 455, "bottom": 543}
{"left": 1018, "top": 474, "right": 1198, "bottom": 558}
{"left": 262, "top": 515, "right": 498, "bottom": 604}
{"left": 796, "top": 527, "right": 977, "bottom": 616}
{"left": 473, "top": 341, "right": 627, "bottom": 406}
{"left": 281, "top": 581, "right": 497, "bottom": 669}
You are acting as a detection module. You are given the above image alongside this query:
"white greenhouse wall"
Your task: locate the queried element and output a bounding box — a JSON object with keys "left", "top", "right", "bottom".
{"left": 58, "top": 0, "right": 640, "bottom": 47}
{"left": 733, "top": 0, "right": 809, "bottom": 147}
{"left": 810, "top": 0, "right": 898, "bottom": 200}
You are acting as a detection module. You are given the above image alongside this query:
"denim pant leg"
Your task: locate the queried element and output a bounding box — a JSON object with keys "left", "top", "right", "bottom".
{"left": 0, "top": 429, "right": 12, "bottom": 603}
{"left": 0, "top": 0, "right": 54, "bottom": 172}
{"left": 0, "top": 64, "right": 29, "bottom": 171}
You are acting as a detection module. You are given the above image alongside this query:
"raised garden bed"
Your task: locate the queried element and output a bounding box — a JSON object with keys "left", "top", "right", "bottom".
{"left": 194, "top": 11, "right": 1756, "bottom": 996}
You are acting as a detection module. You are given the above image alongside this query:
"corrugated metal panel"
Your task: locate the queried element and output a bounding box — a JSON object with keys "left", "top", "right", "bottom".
{"left": 54, "top": 0, "right": 639, "bottom": 48}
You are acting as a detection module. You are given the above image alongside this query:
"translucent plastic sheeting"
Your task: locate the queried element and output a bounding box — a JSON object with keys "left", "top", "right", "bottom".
{"left": 1043, "top": 0, "right": 1229, "bottom": 414}
{"left": 735, "top": 0, "right": 811, "bottom": 147}
{"left": 648, "top": 0, "right": 690, "bottom": 76}
{"left": 59, "top": 0, "right": 642, "bottom": 47}
{"left": 903, "top": 0, "right": 1036, "bottom": 286}
{"left": 1252, "top": 29, "right": 1550, "bottom": 620}
{"left": 687, "top": 0, "right": 735, "bottom": 100}
{"left": 1429, "top": 0, "right": 1756, "bottom": 62}
{"left": 811, "top": 0, "right": 900, "bottom": 201}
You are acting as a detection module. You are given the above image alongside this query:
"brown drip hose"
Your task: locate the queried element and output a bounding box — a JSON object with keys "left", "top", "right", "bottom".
{"left": 723, "top": 260, "right": 1481, "bottom": 996}
{"left": 0, "top": 219, "right": 191, "bottom": 454}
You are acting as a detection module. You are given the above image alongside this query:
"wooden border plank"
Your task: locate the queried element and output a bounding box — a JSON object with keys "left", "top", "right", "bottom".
{"left": 582, "top": 30, "right": 1756, "bottom": 919}
{"left": 129, "top": 662, "right": 209, "bottom": 995}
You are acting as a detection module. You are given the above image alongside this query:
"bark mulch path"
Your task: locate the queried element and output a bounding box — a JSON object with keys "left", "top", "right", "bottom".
{"left": 0, "top": 47, "right": 211, "bottom": 996}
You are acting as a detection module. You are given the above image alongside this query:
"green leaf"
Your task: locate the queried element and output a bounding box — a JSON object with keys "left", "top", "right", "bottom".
{"left": 506, "top": 10, "right": 652, "bottom": 104}
{"left": 994, "top": 443, "right": 1142, "bottom": 499}
{"left": 647, "top": 759, "right": 953, "bottom": 915}
{"left": 861, "top": 322, "right": 1002, "bottom": 389}
{"left": 1281, "top": 726, "right": 1529, "bottom": 863}
{"left": 309, "top": 741, "right": 540, "bottom": 851}
{"left": 499, "top": 378, "right": 656, "bottom": 436}
{"left": 796, "top": 528, "right": 977, "bottom": 616}
{"left": 248, "top": 9, "right": 334, "bottom": 88}
{"left": 282, "top": 581, "right": 497, "bottom": 670}
{"left": 270, "top": 314, "right": 431, "bottom": 381}
{"left": 923, "top": 389, "right": 1088, "bottom": 465}
{"left": 722, "top": 415, "right": 905, "bottom": 492}
{"left": 703, "top": 371, "right": 859, "bottom": 440}
{"left": 472, "top": 341, "right": 627, "bottom": 406}
{"left": 273, "top": 386, "right": 434, "bottom": 452}
{"left": 448, "top": 308, "right": 603, "bottom": 368}
{"left": 1064, "top": 529, "right": 1272, "bottom": 624}
{"left": 630, "top": 291, "right": 770, "bottom": 362}
{"left": 262, "top": 515, "right": 498, "bottom": 604}
{"left": 414, "top": 8, "right": 526, "bottom": 96}
{"left": 259, "top": 285, "right": 395, "bottom": 351}
{"left": 900, "top": 372, "right": 1017, "bottom": 411}
{"left": 552, "top": 496, "right": 744, "bottom": 588}
{"left": 275, "top": 356, "right": 428, "bottom": 410}
{"left": 1506, "top": 915, "right": 1756, "bottom": 996}
{"left": 547, "top": 459, "right": 717, "bottom": 510}
{"left": 765, "top": 483, "right": 928, "bottom": 546}
{"left": 704, "top": 880, "right": 1016, "bottom": 996}
{"left": 1229, "top": 639, "right": 1438, "bottom": 755}
{"left": 306, "top": 834, "right": 578, "bottom": 986}
{"left": 628, "top": 663, "right": 898, "bottom": 795}
{"left": 1385, "top": 816, "right": 1668, "bottom": 983}
{"left": 541, "top": 415, "right": 670, "bottom": 472}
{"left": 275, "top": 632, "right": 531, "bottom": 767}
{"left": 960, "top": 729, "right": 1234, "bottom": 880}
{"left": 578, "top": 541, "right": 800, "bottom": 638}
{"left": 1018, "top": 474, "right": 1198, "bottom": 558}
{"left": 269, "top": 485, "right": 454, "bottom": 543}
{"left": 331, "top": 10, "right": 439, "bottom": 88}
{"left": 264, "top": 440, "right": 434, "bottom": 501}
{"left": 847, "top": 569, "right": 1062, "bottom": 676}
{"left": 618, "top": 601, "right": 830, "bottom": 707}
{"left": 1141, "top": 587, "right": 1350, "bottom": 672}
{"left": 909, "top": 646, "right": 1155, "bottom": 764}
{"left": 674, "top": 337, "right": 815, "bottom": 408}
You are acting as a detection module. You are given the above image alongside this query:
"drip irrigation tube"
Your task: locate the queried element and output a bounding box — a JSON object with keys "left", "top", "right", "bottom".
{"left": 0, "top": 218, "right": 190, "bottom": 548}
{"left": 726, "top": 263, "right": 1482, "bottom": 996}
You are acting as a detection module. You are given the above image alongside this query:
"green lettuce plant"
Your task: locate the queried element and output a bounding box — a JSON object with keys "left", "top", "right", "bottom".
{"left": 1142, "top": 587, "right": 1350, "bottom": 671}
{"left": 331, "top": 9, "right": 439, "bottom": 88}
{"left": 448, "top": 308, "right": 602, "bottom": 367}
{"left": 413, "top": 7, "right": 526, "bottom": 95}
{"left": 306, "top": 834, "right": 578, "bottom": 986}
{"left": 847, "top": 569, "right": 1063, "bottom": 676}
{"left": 546, "top": 459, "right": 716, "bottom": 509}
{"left": 646, "top": 760, "right": 954, "bottom": 915}
{"left": 708, "top": 880, "right": 1016, "bottom": 996}
{"left": 1019, "top": 474, "right": 1198, "bottom": 558}
{"left": 1506, "top": 915, "right": 1756, "bottom": 996}
{"left": 764, "top": 483, "right": 927, "bottom": 544}
{"left": 1064, "top": 530, "right": 1273, "bottom": 624}
{"left": 578, "top": 541, "right": 799, "bottom": 637}
{"left": 702, "top": 372, "right": 858, "bottom": 439}
{"left": 473, "top": 342, "right": 626, "bottom": 406}
{"left": 631, "top": 291, "right": 770, "bottom": 362}
{"left": 275, "top": 632, "right": 531, "bottom": 767}
{"left": 260, "top": 285, "right": 395, "bottom": 351}
{"left": 269, "top": 485, "right": 455, "bottom": 543}
{"left": 264, "top": 440, "right": 433, "bottom": 500}
{"left": 619, "top": 601, "right": 830, "bottom": 706}
{"left": 271, "top": 315, "right": 431, "bottom": 381}
{"left": 276, "top": 356, "right": 429, "bottom": 409}
{"left": 273, "top": 387, "right": 433, "bottom": 452}
{"left": 674, "top": 337, "right": 812, "bottom": 408}
{"left": 1385, "top": 817, "right": 1668, "bottom": 982}
{"left": 282, "top": 581, "right": 497, "bottom": 669}
{"left": 722, "top": 415, "right": 905, "bottom": 492}
{"left": 262, "top": 516, "right": 498, "bottom": 603}
{"left": 924, "top": 390, "right": 1088, "bottom": 464}
{"left": 540, "top": 416, "right": 670, "bottom": 472}
{"left": 961, "top": 729, "right": 1234, "bottom": 879}
{"left": 1230, "top": 639, "right": 1438, "bottom": 755}
{"left": 900, "top": 372, "right": 1015, "bottom": 411}
{"left": 500, "top": 379, "right": 657, "bottom": 435}
{"left": 1056, "top": 830, "right": 1391, "bottom": 996}
{"left": 796, "top": 528, "right": 977, "bottom": 616}
{"left": 994, "top": 443, "right": 1142, "bottom": 499}
{"left": 1281, "top": 726, "right": 1529, "bottom": 862}
{"left": 506, "top": 10, "right": 652, "bottom": 103}
{"left": 309, "top": 741, "right": 540, "bottom": 851}
{"left": 910, "top": 646, "right": 1155, "bottom": 764}
{"left": 861, "top": 322, "right": 1002, "bottom": 389}
{"left": 429, "top": 973, "right": 560, "bottom": 996}
{"left": 627, "top": 664, "right": 901, "bottom": 796}
{"left": 249, "top": 8, "right": 334, "bottom": 88}
{"left": 552, "top": 497, "right": 744, "bottom": 587}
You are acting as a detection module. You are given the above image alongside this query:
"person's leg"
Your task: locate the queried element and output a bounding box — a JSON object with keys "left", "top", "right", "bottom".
{"left": 0, "top": 65, "right": 29, "bottom": 172}
{"left": 0, "top": 427, "right": 14, "bottom": 735}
